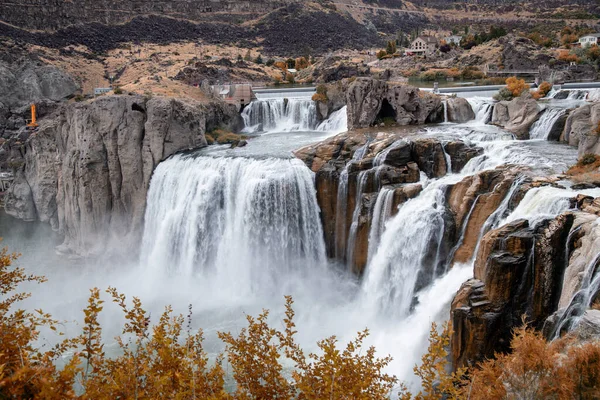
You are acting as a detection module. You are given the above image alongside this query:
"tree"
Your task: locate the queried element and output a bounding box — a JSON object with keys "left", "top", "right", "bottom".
{"left": 386, "top": 40, "right": 397, "bottom": 55}
{"left": 254, "top": 54, "right": 263, "bottom": 64}
{"left": 243, "top": 50, "right": 252, "bottom": 61}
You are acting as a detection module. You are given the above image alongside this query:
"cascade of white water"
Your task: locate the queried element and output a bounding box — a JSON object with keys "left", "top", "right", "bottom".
{"left": 316, "top": 106, "right": 348, "bottom": 134}
{"left": 241, "top": 97, "right": 318, "bottom": 133}
{"left": 346, "top": 170, "right": 370, "bottom": 268}
{"left": 529, "top": 108, "right": 566, "bottom": 140}
{"left": 552, "top": 250, "right": 600, "bottom": 338}
{"left": 367, "top": 186, "right": 396, "bottom": 263}
{"left": 360, "top": 177, "right": 455, "bottom": 318}
{"left": 141, "top": 154, "right": 326, "bottom": 295}
{"left": 443, "top": 100, "right": 448, "bottom": 123}
{"left": 467, "top": 97, "right": 494, "bottom": 125}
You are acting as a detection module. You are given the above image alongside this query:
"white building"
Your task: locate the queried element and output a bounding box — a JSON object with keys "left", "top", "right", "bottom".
{"left": 406, "top": 36, "right": 438, "bottom": 56}
{"left": 579, "top": 33, "right": 600, "bottom": 47}
{"left": 444, "top": 35, "right": 462, "bottom": 45}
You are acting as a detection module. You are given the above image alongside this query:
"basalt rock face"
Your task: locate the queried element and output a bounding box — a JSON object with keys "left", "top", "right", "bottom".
{"left": 345, "top": 78, "right": 443, "bottom": 130}
{"left": 451, "top": 207, "right": 582, "bottom": 369}
{"left": 491, "top": 95, "right": 541, "bottom": 139}
{"left": 2, "top": 95, "right": 237, "bottom": 257}
{"left": 447, "top": 167, "right": 523, "bottom": 264}
{"left": 563, "top": 102, "right": 600, "bottom": 157}
{"left": 295, "top": 131, "right": 482, "bottom": 274}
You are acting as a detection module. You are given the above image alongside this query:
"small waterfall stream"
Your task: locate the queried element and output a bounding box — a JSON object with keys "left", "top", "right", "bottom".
{"left": 529, "top": 108, "right": 566, "bottom": 140}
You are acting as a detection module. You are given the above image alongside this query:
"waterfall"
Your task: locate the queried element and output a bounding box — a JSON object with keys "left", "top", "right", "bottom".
{"left": 467, "top": 97, "right": 494, "bottom": 125}
{"left": 241, "top": 97, "right": 318, "bottom": 133}
{"left": 316, "top": 106, "right": 348, "bottom": 134}
{"left": 552, "top": 251, "right": 600, "bottom": 338}
{"left": 141, "top": 154, "right": 326, "bottom": 294}
{"left": 346, "top": 170, "right": 370, "bottom": 269}
{"left": 443, "top": 100, "right": 448, "bottom": 123}
{"left": 361, "top": 179, "right": 452, "bottom": 317}
{"left": 529, "top": 108, "right": 566, "bottom": 140}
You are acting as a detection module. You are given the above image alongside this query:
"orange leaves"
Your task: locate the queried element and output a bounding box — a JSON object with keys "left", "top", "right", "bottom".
{"left": 466, "top": 325, "right": 600, "bottom": 400}
{"left": 505, "top": 77, "right": 530, "bottom": 98}
{"left": 531, "top": 81, "right": 553, "bottom": 100}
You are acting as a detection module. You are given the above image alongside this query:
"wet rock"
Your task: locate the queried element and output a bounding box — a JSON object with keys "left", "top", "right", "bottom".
{"left": 575, "top": 310, "right": 600, "bottom": 340}
{"left": 346, "top": 78, "right": 443, "bottom": 130}
{"left": 491, "top": 95, "right": 541, "bottom": 139}
{"left": 443, "top": 140, "right": 483, "bottom": 173}
{"left": 452, "top": 212, "right": 576, "bottom": 369}
{"left": 448, "top": 167, "right": 521, "bottom": 263}
{"left": 446, "top": 97, "right": 475, "bottom": 123}
{"left": 411, "top": 138, "right": 447, "bottom": 178}
{"left": 563, "top": 102, "right": 600, "bottom": 156}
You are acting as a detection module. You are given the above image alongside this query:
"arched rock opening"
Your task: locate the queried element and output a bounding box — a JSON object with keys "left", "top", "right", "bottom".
{"left": 374, "top": 98, "right": 397, "bottom": 126}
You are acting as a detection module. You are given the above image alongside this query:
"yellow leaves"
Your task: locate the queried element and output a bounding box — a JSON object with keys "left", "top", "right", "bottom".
{"left": 505, "top": 77, "right": 530, "bottom": 98}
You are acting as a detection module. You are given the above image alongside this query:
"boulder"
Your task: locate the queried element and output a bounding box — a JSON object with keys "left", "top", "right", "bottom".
{"left": 491, "top": 96, "right": 541, "bottom": 139}
{"left": 562, "top": 102, "right": 600, "bottom": 156}
{"left": 446, "top": 97, "right": 475, "bottom": 123}
{"left": 411, "top": 138, "right": 447, "bottom": 178}
{"left": 345, "top": 78, "right": 443, "bottom": 130}
{"left": 575, "top": 310, "right": 600, "bottom": 340}
{"left": 443, "top": 140, "right": 483, "bottom": 173}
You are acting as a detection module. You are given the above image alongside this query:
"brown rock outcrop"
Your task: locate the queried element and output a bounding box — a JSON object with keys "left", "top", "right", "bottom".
{"left": 295, "top": 131, "right": 482, "bottom": 274}
{"left": 452, "top": 211, "right": 576, "bottom": 368}
{"left": 447, "top": 167, "right": 523, "bottom": 263}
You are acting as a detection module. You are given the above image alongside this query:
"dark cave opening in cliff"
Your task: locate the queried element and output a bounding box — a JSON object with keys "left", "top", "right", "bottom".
{"left": 374, "top": 99, "right": 397, "bottom": 126}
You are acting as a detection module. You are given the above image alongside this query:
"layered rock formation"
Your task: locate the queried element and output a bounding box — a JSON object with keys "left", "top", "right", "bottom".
{"left": 295, "top": 131, "right": 483, "bottom": 274}
{"left": 2, "top": 95, "right": 240, "bottom": 257}
{"left": 451, "top": 193, "right": 600, "bottom": 369}
{"left": 345, "top": 78, "right": 443, "bottom": 130}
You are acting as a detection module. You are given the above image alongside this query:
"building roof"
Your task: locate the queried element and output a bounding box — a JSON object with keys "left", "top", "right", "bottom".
{"left": 415, "top": 35, "right": 438, "bottom": 44}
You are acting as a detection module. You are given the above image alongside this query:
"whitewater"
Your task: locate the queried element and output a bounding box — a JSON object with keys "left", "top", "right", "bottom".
{"left": 6, "top": 90, "right": 595, "bottom": 393}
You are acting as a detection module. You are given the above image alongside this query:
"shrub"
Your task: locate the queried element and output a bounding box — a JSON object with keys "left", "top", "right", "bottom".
{"left": 273, "top": 61, "right": 288, "bottom": 71}
{"left": 113, "top": 86, "right": 123, "bottom": 95}
{"left": 266, "top": 58, "right": 275, "bottom": 67}
{"left": 494, "top": 87, "right": 514, "bottom": 101}
{"left": 206, "top": 129, "right": 248, "bottom": 145}
{"left": 286, "top": 58, "right": 296, "bottom": 69}
{"left": 295, "top": 56, "right": 309, "bottom": 70}
{"left": 558, "top": 50, "right": 580, "bottom": 63}
{"left": 254, "top": 54, "right": 263, "bottom": 64}
{"left": 581, "top": 153, "right": 599, "bottom": 165}
{"left": 505, "top": 76, "right": 530, "bottom": 97}
{"left": 532, "top": 81, "right": 553, "bottom": 99}
{"left": 376, "top": 50, "right": 387, "bottom": 60}
{"left": 386, "top": 40, "right": 397, "bottom": 55}
{"left": 460, "top": 66, "right": 485, "bottom": 80}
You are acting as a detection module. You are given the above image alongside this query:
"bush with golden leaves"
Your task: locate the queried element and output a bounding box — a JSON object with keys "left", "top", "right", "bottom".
{"left": 505, "top": 77, "right": 530, "bottom": 98}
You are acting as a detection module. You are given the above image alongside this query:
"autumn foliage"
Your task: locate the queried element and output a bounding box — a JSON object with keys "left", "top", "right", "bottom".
{"left": 505, "top": 77, "right": 530, "bottom": 98}
{"left": 3, "top": 247, "right": 600, "bottom": 399}
{"left": 532, "top": 81, "right": 553, "bottom": 100}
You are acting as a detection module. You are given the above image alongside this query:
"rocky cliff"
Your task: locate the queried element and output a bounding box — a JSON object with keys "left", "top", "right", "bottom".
{"left": 2, "top": 95, "right": 240, "bottom": 257}
{"left": 345, "top": 78, "right": 444, "bottom": 130}
{"left": 451, "top": 192, "right": 600, "bottom": 368}
{"left": 295, "top": 131, "right": 485, "bottom": 275}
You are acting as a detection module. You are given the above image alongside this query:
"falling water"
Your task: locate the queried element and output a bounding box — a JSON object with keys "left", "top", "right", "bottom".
{"left": 467, "top": 97, "right": 494, "bottom": 125}
{"left": 316, "top": 106, "right": 348, "bottom": 134}
{"left": 529, "top": 108, "right": 566, "bottom": 140}
{"left": 552, "top": 251, "right": 600, "bottom": 338}
{"left": 142, "top": 154, "right": 326, "bottom": 295}
{"left": 241, "top": 97, "right": 318, "bottom": 133}
{"left": 443, "top": 100, "right": 448, "bottom": 123}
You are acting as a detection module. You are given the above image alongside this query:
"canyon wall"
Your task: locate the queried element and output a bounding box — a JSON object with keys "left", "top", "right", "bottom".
{"left": 2, "top": 95, "right": 240, "bottom": 257}
{"left": 0, "top": 0, "right": 296, "bottom": 30}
